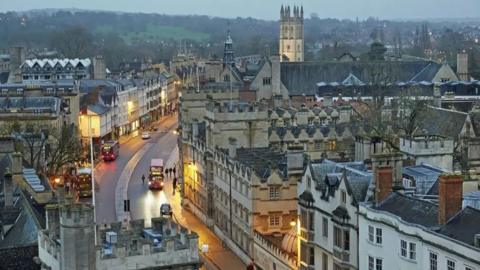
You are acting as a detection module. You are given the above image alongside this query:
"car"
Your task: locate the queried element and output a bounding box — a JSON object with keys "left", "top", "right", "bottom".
{"left": 148, "top": 179, "right": 164, "bottom": 190}
{"left": 141, "top": 132, "right": 150, "bottom": 139}
{"left": 160, "top": 203, "right": 172, "bottom": 217}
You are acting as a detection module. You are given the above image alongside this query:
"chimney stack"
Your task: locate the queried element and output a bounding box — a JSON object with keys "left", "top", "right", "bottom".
{"left": 456, "top": 52, "right": 469, "bottom": 81}
{"left": 271, "top": 54, "right": 281, "bottom": 96}
{"left": 324, "top": 95, "right": 333, "bottom": 107}
{"left": 3, "top": 168, "right": 13, "bottom": 208}
{"left": 438, "top": 173, "right": 463, "bottom": 225}
{"left": 375, "top": 166, "right": 393, "bottom": 205}
{"left": 287, "top": 145, "right": 304, "bottom": 176}
{"left": 228, "top": 137, "right": 237, "bottom": 158}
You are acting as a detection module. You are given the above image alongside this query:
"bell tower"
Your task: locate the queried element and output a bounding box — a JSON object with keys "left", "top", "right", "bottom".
{"left": 279, "top": 5, "right": 304, "bottom": 62}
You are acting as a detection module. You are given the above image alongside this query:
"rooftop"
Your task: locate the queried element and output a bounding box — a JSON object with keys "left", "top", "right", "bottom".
{"left": 236, "top": 148, "right": 286, "bottom": 179}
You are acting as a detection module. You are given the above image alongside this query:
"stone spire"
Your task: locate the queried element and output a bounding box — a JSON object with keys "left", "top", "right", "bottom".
{"left": 223, "top": 25, "right": 235, "bottom": 67}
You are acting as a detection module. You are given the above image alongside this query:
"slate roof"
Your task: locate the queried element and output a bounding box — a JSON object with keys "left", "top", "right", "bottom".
{"left": 374, "top": 192, "right": 439, "bottom": 228}
{"left": 437, "top": 207, "right": 480, "bottom": 247}
{"left": 280, "top": 61, "right": 440, "bottom": 96}
{"left": 88, "top": 104, "right": 109, "bottom": 115}
{"left": 403, "top": 164, "right": 445, "bottom": 195}
{"left": 236, "top": 148, "right": 286, "bottom": 179}
{"left": 310, "top": 160, "right": 372, "bottom": 203}
{"left": 0, "top": 97, "right": 60, "bottom": 113}
{"left": 418, "top": 106, "right": 468, "bottom": 139}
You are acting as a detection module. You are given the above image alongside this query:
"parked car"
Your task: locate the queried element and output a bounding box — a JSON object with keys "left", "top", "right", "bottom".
{"left": 160, "top": 203, "right": 172, "bottom": 217}
{"left": 141, "top": 132, "right": 150, "bottom": 139}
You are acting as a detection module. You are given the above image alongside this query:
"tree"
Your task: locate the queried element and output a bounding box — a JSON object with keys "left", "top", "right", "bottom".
{"left": 49, "top": 25, "right": 93, "bottom": 58}
{"left": 45, "top": 124, "right": 82, "bottom": 176}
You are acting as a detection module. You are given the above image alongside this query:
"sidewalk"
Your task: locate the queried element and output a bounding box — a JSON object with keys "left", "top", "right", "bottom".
{"left": 164, "top": 148, "right": 247, "bottom": 270}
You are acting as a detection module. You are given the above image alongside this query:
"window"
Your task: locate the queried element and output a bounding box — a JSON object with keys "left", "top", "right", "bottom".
{"left": 447, "top": 260, "right": 455, "bottom": 270}
{"left": 368, "top": 226, "right": 374, "bottom": 242}
{"left": 409, "top": 243, "right": 416, "bottom": 260}
{"left": 368, "top": 256, "right": 374, "bottom": 270}
{"left": 341, "top": 190, "right": 346, "bottom": 204}
{"left": 269, "top": 186, "right": 280, "bottom": 199}
{"left": 400, "top": 240, "right": 407, "bottom": 257}
{"left": 334, "top": 227, "right": 342, "bottom": 248}
{"left": 308, "top": 212, "right": 314, "bottom": 231}
{"left": 309, "top": 247, "right": 315, "bottom": 265}
{"left": 376, "top": 258, "right": 383, "bottom": 270}
{"left": 344, "top": 230, "right": 350, "bottom": 251}
{"left": 322, "top": 217, "right": 328, "bottom": 237}
{"left": 315, "top": 142, "right": 322, "bottom": 149}
{"left": 375, "top": 228, "right": 382, "bottom": 244}
{"left": 465, "top": 266, "right": 474, "bottom": 270}
{"left": 262, "top": 77, "right": 271, "bottom": 85}
{"left": 307, "top": 176, "right": 312, "bottom": 188}
{"left": 269, "top": 215, "right": 280, "bottom": 227}
{"left": 322, "top": 253, "right": 328, "bottom": 270}
{"left": 329, "top": 139, "right": 337, "bottom": 150}
{"left": 429, "top": 252, "right": 437, "bottom": 270}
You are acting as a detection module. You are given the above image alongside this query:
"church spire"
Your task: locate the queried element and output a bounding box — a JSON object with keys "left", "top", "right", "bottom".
{"left": 223, "top": 23, "right": 235, "bottom": 67}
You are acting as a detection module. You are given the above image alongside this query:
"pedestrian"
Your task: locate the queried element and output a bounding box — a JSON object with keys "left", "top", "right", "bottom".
{"left": 173, "top": 166, "right": 176, "bottom": 177}
{"left": 247, "top": 259, "right": 255, "bottom": 270}
{"left": 141, "top": 174, "right": 146, "bottom": 185}
{"left": 164, "top": 168, "right": 168, "bottom": 178}
{"left": 173, "top": 177, "right": 177, "bottom": 195}
{"left": 168, "top": 168, "right": 172, "bottom": 178}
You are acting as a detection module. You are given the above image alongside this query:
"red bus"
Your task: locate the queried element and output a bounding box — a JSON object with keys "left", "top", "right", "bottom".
{"left": 101, "top": 141, "right": 119, "bottom": 161}
{"left": 149, "top": 159, "right": 164, "bottom": 190}
{"left": 75, "top": 167, "right": 93, "bottom": 198}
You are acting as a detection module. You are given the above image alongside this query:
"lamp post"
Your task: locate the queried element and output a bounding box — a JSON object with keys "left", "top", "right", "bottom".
{"left": 85, "top": 114, "right": 97, "bottom": 245}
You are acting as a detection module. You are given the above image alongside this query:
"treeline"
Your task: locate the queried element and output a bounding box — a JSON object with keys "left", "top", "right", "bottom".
{"left": 0, "top": 9, "right": 478, "bottom": 72}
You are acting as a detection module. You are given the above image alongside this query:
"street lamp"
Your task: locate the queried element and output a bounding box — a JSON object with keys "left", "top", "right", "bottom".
{"left": 83, "top": 113, "right": 98, "bottom": 245}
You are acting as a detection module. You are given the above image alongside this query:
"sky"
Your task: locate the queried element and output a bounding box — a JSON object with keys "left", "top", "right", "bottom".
{"left": 1, "top": 0, "right": 479, "bottom": 20}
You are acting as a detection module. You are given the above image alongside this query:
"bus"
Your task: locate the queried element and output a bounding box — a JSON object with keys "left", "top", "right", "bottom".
{"left": 75, "top": 167, "right": 93, "bottom": 198}
{"left": 101, "top": 141, "right": 120, "bottom": 161}
{"left": 149, "top": 159, "right": 164, "bottom": 190}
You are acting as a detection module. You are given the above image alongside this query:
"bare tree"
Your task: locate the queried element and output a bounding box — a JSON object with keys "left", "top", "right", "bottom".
{"left": 46, "top": 124, "right": 82, "bottom": 176}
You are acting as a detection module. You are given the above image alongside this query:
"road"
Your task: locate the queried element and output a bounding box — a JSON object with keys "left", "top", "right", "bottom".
{"left": 94, "top": 115, "right": 177, "bottom": 224}
{"left": 94, "top": 114, "right": 247, "bottom": 269}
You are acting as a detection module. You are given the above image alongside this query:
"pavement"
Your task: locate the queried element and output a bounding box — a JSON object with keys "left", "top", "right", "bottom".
{"left": 95, "top": 114, "right": 246, "bottom": 269}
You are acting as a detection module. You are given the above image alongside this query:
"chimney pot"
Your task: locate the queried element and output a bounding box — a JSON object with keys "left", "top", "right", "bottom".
{"left": 438, "top": 174, "right": 463, "bottom": 225}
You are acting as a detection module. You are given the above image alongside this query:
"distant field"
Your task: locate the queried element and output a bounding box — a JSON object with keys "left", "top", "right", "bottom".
{"left": 95, "top": 24, "right": 209, "bottom": 43}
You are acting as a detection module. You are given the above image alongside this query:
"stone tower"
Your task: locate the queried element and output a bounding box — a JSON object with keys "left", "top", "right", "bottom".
{"left": 60, "top": 203, "right": 96, "bottom": 270}
{"left": 92, "top": 55, "right": 106, "bottom": 80}
{"left": 223, "top": 29, "right": 235, "bottom": 67}
{"left": 279, "top": 5, "right": 304, "bottom": 62}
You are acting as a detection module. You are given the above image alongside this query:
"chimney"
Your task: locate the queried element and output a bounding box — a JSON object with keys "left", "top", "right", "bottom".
{"left": 433, "top": 84, "right": 441, "bottom": 108}
{"left": 474, "top": 234, "right": 480, "bottom": 248}
{"left": 438, "top": 173, "right": 463, "bottom": 225}
{"left": 287, "top": 145, "right": 304, "bottom": 176}
{"left": 324, "top": 95, "right": 333, "bottom": 107}
{"left": 228, "top": 137, "right": 237, "bottom": 158}
{"left": 456, "top": 52, "right": 469, "bottom": 81}
{"left": 46, "top": 205, "right": 60, "bottom": 239}
{"left": 271, "top": 54, "right": 281, "bottom": 96}
{"left": 3, "top": 168, "right": 13, "bottom": 207}
{"left": 92, "top": 55, "right": 107, "bottom": 80}
{"left": 375, "top": 166, "right": 393, "bottom": 205}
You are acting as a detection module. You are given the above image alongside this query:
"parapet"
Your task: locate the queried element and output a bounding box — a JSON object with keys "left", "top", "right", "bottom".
{"left": 59, "top": 203, "right": 94, "bottom": 228}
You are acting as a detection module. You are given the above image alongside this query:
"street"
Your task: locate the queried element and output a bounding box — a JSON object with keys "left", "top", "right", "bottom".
{"left": 94, "top": 114, "right": 247, "bottom": 270}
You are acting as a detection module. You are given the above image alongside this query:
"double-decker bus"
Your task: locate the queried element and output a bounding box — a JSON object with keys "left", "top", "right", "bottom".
{"left": 101, "top": 141, "right": 120, "bottom": 161}
{"left": 149, "top": 159, "right": 164, "bottom": 190}
{"left": 75, "top": 167, "right": 93, "bottom": 198}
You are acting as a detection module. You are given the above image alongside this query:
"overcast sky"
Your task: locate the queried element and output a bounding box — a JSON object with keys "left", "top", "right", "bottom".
{"left": 1, "top": 0, "right": 479, "bottom": 20}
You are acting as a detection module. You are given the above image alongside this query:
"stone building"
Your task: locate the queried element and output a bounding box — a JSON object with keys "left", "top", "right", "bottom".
{"left": 38, "top": 201, "right": 201, "bottom": 270}
{"left": 279, "top": 5, "right": 304, "bottom": 62}
{"left": 399, "top": 135, "right": 454, "bottom": 171}
{"left": 359, "top": 172, "right": 480, "bottom": 270}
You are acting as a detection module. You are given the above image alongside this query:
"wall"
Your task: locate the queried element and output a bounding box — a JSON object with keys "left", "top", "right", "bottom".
{"left": 400, "top": 137, "right": 454, "bottom": 171}
{"left": 358, "top": 205, "right": 480, "bottom": 270}
{"left": 253, "top": 232, "right": 296, "bottom": 270}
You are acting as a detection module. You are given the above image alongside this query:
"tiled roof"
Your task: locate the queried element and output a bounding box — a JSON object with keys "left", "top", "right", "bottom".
{"left": 280, "top": 61, "right": 439, "bottom": 96}
{"left": 236, "top": 148, "right": 286, "bottom": 179}
{"left": 418, "top": 106, "right": 468, "bottom": 139}
{"left": 21, "top": 58, "right": 91, "bottom": 69}
{"left": 437, "top": 207, "right": 480, "bottom": 247}
{"left": 374, "top": 193, "right": 439, "bottom": 228}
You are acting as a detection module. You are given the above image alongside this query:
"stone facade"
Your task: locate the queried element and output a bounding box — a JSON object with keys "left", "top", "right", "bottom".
{"left": 38, "top": 202, "right": 200, "bottom": 270}
{"left": 400, "top": 135, "right": 454, "bottom": 171}
{"left": 279, "top": 5, "right": 304, "bottom": 62}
